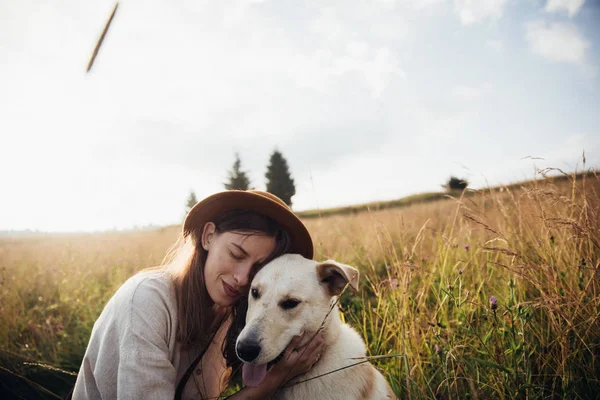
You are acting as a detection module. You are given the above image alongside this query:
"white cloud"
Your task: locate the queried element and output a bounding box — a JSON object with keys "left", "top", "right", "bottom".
{"left": 454, "top": 0, "right": 507, "bottom": 25}
{"left": 486, "top": 39, "right": 504, "bottom": 51}
{"left": 407, "top": 0, "right": 447, "bottom": 9}
{"left": 346, "top": 40, "right": 369, "bottom": 59}
{"left": 544, "top": 0, "right": 585, "bottom": 17}
{"left": 414, "top": 110, "right": 471, "bottom": 147}
{"left": 526, "top": 21, "right": 590, "bottom": 65}
{"left": 375, "top": 0, "right": 446, "bottom": 9}
{"left": 289, "top": 46, "right": 405, "bottom": 98}
{"left": 363, "top": 48, "right": 406, "bottom": 97}
{"left": 452, "top": 82, "right": 494, "bottom": 101}
{"left": 453, "top": 85, "right": 483, "bottom": 101}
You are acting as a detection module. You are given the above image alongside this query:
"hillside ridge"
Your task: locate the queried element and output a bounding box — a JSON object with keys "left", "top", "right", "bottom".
{"left": 295, "top": 170, "right": 596, "bottom": 219}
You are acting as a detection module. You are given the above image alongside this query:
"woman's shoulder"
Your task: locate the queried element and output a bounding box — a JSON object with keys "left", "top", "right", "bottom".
{"left": 97, "top": 270, "right": 179, "bottom": 342}
{"left": 111, "top": 270, "right": 177, "bottom": 312}
{"left": 127, "top": 269, "right": 172, "bottom": 289}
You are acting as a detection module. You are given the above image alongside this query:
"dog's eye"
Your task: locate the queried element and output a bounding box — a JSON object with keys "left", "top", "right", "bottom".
{"left": 251, "top": 288, "right": 259, "bottom": 299}
{"left": 280, "top": 299, "right": 300, "bottom": 310}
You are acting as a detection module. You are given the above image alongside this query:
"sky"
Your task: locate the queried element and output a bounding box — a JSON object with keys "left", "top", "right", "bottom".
{"left": 1, "top": 0, "right": 599, "bottom": 232}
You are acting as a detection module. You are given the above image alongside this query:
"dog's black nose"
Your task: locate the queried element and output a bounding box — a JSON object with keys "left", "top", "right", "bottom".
{"left": 236, "top": 340, "right": 261, "bottom": 362}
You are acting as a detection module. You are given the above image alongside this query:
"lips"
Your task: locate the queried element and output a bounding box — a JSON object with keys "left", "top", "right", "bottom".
{"left": 222, "top": 280, "right": 242, "bottom": 298}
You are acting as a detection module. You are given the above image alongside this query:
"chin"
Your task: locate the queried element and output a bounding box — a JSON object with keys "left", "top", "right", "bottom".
{"left": 213, "top": 297, "right": 234, "bottom": 307}
{"left": 215, "top": 290, "right": 239, "bottom": 307}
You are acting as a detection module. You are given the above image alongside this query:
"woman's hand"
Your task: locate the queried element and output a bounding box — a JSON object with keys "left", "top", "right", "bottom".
{"left": 267, "top": 332, "right": 327, "bottom": 387}
{"left": 225, "top": 334, "right": 326, "bottom": 399}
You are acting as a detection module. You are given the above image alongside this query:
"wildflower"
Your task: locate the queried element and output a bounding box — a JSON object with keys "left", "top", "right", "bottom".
{"left": 55, "top": 324, "right": 64, "bottom": 333}
{"left": 463, "top": 244, "right": 470, "bottom": 251}
{"left": 382, "top": 278, "right": 398, "bottom": 289}
{"left": 489, "top": 296, "right": 497, "bottom": 311}
{"left": 434, "top": 344, "right": 440, "bottom": 353}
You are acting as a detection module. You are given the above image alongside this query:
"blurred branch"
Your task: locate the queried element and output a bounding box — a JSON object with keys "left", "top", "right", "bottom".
{"left": 86, "top": 2, "right": 119, "bottom": 73}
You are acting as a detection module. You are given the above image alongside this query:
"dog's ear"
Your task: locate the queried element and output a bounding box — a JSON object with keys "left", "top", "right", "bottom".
{"left": 316, "top": 260, "right": 359, "bottom": 296}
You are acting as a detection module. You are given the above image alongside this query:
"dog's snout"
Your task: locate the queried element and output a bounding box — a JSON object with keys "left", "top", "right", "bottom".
{"left": 236, "top": 340, "right": 261, "bottom": 362}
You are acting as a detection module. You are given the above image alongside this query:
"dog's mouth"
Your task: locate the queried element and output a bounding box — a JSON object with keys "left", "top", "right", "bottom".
{"left": 241, "top": 350, "right": 285, "bottom": 387}
{"left": 268, "top": 351, "right": 285, "bottom": 368}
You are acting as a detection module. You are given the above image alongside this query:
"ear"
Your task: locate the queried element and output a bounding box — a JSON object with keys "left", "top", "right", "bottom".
{"left": 316, "top": 260, "right": 359, "bottom": 296}
{"left": 201, "top": 222, "right": 216, "bottom": 251}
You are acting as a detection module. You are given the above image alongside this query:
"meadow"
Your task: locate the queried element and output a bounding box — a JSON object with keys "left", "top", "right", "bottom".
{"left": 1, "top": 170, "right": 599, "bottom": 399}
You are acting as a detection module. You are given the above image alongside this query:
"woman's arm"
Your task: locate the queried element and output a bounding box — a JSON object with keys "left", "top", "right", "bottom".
{"left": 116, "top": 277, "right": 179, "bottom": 398}
{"left": 73, "top": 275, "right": 179, "bottom": 399}
{"left": 225, "top": 333, "right": 326, "bottom": 399}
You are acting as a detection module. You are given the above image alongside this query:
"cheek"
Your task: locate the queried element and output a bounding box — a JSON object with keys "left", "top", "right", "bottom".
{"left": 205, "top": 251, "right": 233, "bottom": 279}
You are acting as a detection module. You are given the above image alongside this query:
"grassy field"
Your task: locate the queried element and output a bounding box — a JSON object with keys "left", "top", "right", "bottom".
{"left": 1, "top": 170, "right": 599, "bottom": 399}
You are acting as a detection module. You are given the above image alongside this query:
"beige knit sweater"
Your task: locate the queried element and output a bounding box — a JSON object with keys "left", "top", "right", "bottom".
{"left": 72, "top": 271, "right": 231, "bottom": 400}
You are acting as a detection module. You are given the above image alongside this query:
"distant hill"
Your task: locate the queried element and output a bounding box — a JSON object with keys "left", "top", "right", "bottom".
{"left": 0, "top": 230, "right": 44, "bottom": 237}
{"left": 296, "top": 170, "right": 597, "bottom": 219}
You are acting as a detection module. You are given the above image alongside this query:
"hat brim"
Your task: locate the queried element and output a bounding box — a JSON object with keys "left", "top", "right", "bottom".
{"left": 183, "top": 191, "right": 313, "bottom": 259}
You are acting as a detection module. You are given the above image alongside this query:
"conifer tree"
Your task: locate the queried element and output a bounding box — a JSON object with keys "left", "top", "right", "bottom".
{"left": 265, "top": 149, "right": 295, "bottom": 207}
{"left": 224, "top": 153, "right": 251, "bottom": 190}
{"left": 185, "top": 190, "right": 198, "bottom": 214}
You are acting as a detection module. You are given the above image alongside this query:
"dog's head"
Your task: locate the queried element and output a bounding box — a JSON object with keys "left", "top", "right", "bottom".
{"left": 235, "top": 254, "right": 359, "bottom": 387}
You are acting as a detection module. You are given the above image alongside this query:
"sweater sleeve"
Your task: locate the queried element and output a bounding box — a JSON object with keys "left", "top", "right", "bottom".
{"left": 116, "top": 277, "right": 177, "bottom": 400}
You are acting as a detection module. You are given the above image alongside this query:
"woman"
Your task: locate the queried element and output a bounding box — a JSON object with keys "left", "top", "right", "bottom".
{"left": 71, "top": 190, "right": 325, "bottom": 399}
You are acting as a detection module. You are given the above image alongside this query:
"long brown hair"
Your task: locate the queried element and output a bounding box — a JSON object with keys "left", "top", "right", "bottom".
{"left": 161, "top": 210, "right": 291, "bottom": 374}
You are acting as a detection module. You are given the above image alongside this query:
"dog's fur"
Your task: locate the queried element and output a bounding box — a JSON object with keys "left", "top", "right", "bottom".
{"left": 236, "top": 254, "right": 396, "bottom": 399}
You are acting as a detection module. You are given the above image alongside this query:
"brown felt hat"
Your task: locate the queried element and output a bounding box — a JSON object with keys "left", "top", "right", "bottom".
{"left": 183, "top": 190, "right": 313, "bottom": 259}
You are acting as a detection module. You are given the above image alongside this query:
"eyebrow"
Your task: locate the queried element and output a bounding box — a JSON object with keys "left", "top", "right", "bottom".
{"left": 231, "top": 243, "right": 249, "bottom": 256}
{"left": 232, "top": 242, "right": 269, "bottom": 267}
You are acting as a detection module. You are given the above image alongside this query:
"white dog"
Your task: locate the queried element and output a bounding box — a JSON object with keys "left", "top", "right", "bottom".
{"left": 236, "top": 254, "right": 397, "bottom": 399}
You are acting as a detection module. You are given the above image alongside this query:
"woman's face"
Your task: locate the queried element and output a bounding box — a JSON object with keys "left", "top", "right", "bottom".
{"left": 202, "top": 222, "right": 277, "bottom": 307}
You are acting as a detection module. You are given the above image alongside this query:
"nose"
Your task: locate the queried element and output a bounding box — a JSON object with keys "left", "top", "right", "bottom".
{"left": 236, "top": 340, "right": 261, "bottom": 362}
{"left": 234, "top": 262, "right": 253, "bottom": 287}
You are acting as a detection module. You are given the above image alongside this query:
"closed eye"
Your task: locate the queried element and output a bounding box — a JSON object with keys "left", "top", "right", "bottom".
{"left": 280, "top": 299, "right": 300, "bottom": 310}
{"left": 229, "top": 250, "right": 245, "bottom": 261}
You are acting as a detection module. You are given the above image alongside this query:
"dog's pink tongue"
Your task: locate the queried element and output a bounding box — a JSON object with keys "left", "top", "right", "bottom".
{"left": 242, "top": 362, "right": 268, "bottom": 387}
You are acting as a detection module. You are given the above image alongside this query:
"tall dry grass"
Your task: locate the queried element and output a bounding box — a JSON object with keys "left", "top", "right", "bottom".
{"left": 303, "top": 170, "right": 600, "bottom": 399}
{"left": 1, "top": 170, "right": 599, "bottom": 399}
